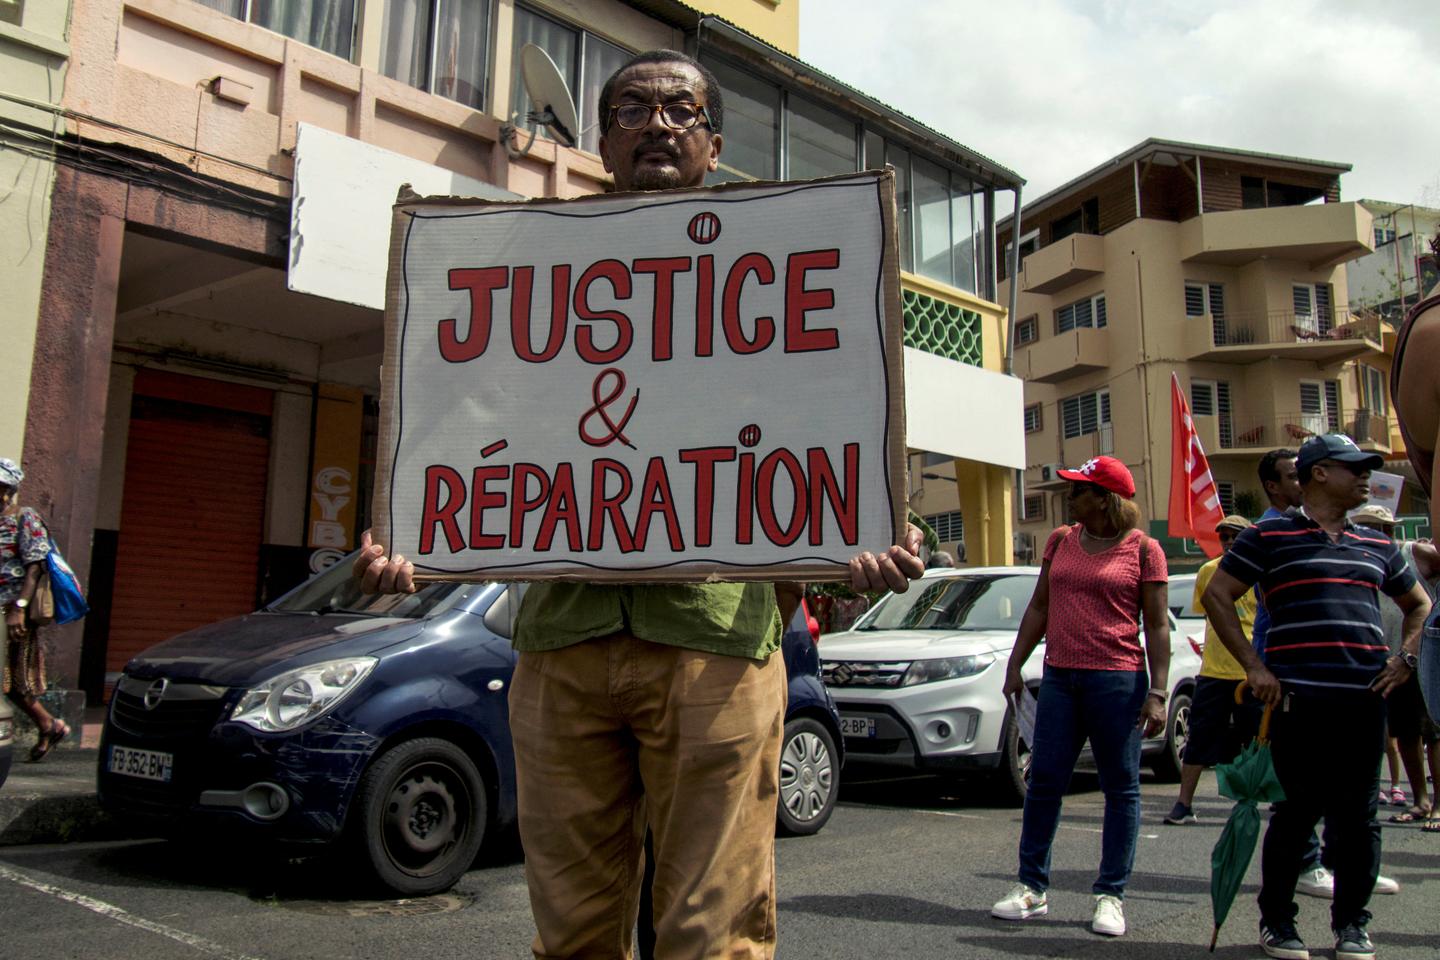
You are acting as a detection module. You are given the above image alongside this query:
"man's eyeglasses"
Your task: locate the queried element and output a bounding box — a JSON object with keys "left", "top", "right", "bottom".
{"left": 609, "top": 101, "right": 710, "bottom": 132}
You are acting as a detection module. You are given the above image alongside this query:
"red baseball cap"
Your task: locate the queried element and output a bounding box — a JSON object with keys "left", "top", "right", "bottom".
{"left": 1057, "top": 456, "right": 1136, "bottom": 499}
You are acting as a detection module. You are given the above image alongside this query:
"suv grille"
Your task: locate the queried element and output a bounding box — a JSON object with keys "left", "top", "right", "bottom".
{"left": 821, "top": 661, "right": 910, "bottom": 688}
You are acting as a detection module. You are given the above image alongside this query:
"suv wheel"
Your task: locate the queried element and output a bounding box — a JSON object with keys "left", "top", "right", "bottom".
{"left": 351, "top": 737, "right": 488, "bottom": 896}
{"left": 776, "top": 718, "right": 838, "bottom": 836}
{"left": 997, "top": 712, "right": 1031, "bottom": 805}
{"left": 1149, "top": 691, "right": 1191, "bottom": 783}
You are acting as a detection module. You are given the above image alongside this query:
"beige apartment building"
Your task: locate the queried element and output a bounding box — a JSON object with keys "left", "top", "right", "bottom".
{"left": 8, "top": 0, "right": 1025, "bottom": 712}
{"left": 997, "top": 140, "right": 1415, "bottom": 566}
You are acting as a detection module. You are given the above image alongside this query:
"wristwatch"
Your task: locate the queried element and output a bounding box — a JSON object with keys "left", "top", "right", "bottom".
{"left": 12, "top": 598, "right": 28, "bottom": 609}
{"left": 1146, "top": 687, "right": 1169, "bottom": 703}
{"left": 1397, "top": 651, "right": 1419, "bottom": 671}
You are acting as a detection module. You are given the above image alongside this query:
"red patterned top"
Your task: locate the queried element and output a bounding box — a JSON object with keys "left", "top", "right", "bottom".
{"left": 1041, "top": 524, "right": 1168, "bottom": 671}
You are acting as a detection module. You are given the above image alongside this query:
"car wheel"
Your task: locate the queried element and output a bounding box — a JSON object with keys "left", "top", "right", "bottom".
{"left": 997, "top": 712, "right": 1031, "bottom": 805}
{"left": 351, "top": 736, "right": 488, "bottom": 896}
{"left": 1150, "top": 691, "right": 1192, "bottom": 783}
{"left": 776, "top": 718, "right": 838, "bottom": 836}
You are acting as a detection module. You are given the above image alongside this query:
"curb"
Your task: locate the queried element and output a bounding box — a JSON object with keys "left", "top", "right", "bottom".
{"left": 0, "top": 747, "right": 136, "bottom": 846}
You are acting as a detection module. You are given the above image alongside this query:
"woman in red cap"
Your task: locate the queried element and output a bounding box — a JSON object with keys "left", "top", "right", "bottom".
{"left": 991, "top": 455, "right": 1169, "bottom": 937}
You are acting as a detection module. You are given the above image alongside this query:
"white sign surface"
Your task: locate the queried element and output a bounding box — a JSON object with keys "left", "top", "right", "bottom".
{"left": 288, "top": 123, "right": 521, "bottom": 310}
{"left": 375, "top": 172, "right": 906, "bottom": 581}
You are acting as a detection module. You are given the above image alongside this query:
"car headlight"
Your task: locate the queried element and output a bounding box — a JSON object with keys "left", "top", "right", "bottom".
{"left": 230, "top": 657, "right": 377, "bottom": 732}
{"left": 0, "top": 716, "right": 12, "bottom": 740}
{"left": 899, "top": 654, "right": 992, "bottom": 686}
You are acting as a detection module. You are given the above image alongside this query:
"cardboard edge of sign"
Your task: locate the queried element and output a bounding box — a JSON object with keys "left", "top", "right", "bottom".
{"left": 374, "top": 169, "right": 908, "bottom": 584}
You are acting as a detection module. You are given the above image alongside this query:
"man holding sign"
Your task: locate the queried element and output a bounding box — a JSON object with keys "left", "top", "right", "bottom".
{"left": 358, "top": 50, "right": 922, "bottom": 960}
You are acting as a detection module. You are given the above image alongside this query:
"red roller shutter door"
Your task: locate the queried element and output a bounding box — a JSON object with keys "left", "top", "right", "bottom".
{"left": 107, "top": 373, "right": 273, "bottom": 673}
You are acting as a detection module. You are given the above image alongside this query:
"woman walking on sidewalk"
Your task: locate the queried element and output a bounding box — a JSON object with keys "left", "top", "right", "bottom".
{"left": 1, "top": 458, "right": 69, "bottom": 761}
{"left": 991, "top": 456, "right": 1170, "bottom": 938}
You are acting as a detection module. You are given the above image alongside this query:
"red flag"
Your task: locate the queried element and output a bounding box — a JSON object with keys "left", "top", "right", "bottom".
{"left": 1168, "top": 373, "right": 1224, "bottom": 558}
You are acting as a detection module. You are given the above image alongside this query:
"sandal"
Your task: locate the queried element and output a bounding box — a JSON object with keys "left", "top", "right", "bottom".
{"left": 1387, "top": 805, "right": 1431, "bottom": 824}
{"left": 1424, "top": 815, "right": 1440, "bottom": 834}
{"left": 1389, "top": 785, "right": 1408, "bottom": 806}
{"left": 28, "top": 719, "right": 68, "bottom": 762}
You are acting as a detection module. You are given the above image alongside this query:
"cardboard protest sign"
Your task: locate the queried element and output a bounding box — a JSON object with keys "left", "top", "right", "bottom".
{"left": 374, "top": 170, "right": 906, "bottom": 581}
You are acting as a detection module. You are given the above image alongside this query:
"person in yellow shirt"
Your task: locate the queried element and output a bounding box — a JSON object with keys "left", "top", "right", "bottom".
{"left": 1164, "top": 515, "right": 1257, "bottom": 825}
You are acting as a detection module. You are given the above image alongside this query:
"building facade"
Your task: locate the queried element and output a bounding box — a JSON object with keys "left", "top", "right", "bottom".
{"left": 1347, "top": 199, "right": 1440, "bottom": 321}
{"left": 12, "top": 0, "right": 1024, "bottom": 714}
{"left": 998, "top": 140, "right": 1404, "bottom": 565}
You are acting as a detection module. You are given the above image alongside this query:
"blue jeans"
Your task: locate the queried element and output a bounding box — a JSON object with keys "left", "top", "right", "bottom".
{"left": 1017, "top": 665, "right": 1147, "bottom": 897}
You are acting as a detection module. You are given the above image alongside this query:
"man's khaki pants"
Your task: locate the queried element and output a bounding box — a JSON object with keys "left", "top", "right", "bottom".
{"left": 509, "top": 633, "right": 785, "bottom": 960}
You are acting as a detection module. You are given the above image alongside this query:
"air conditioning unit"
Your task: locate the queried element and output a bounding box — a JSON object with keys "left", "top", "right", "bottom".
{"left": 1039, "top": 462, "right": 1065, "bottom": 483}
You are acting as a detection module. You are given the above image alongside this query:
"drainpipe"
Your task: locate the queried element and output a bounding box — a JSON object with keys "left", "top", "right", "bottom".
{"left": 1004, "top": 185, "right": 1023, "bottom": 375}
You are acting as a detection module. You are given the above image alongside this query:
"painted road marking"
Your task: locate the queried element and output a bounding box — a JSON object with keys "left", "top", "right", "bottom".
{"left": 0, "top": 863, "right": 265, "bottom": 960}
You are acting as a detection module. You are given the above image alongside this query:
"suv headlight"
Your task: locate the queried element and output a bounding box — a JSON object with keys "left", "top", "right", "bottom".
{"left": 0, "top": 716, "right": 12, "bottom": 741}
{"left": 230, "top": 657, "right": 377, "bottom": 732}
{"left": 900, "top": 654, "right": 992, "bottom": 686}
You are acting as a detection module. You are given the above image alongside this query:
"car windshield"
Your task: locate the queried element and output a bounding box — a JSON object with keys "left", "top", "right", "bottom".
{"left": 268, "top": 552, "right": 474, "bottom": 619}
{"left": 852, "top": 574, "right": 1037, "bottom": 632}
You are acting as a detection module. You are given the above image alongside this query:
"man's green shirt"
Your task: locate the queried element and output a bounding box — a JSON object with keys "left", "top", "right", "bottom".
{"left": 513, "top": 582, "right": 784, "bottom": 661}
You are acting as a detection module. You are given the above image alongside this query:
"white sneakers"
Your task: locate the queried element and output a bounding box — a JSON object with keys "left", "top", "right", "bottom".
{"left": 1091, "top": 894, "right": 1126, "bottom": 936}
{"left": 991, "top": 884, "right": 1125, "bottom": 936}
{"left": 991, "top": 883, "right": 1047, "bottom": 920}
{"left": 1295, "top": 866, "right": 1400, "bottom": 899}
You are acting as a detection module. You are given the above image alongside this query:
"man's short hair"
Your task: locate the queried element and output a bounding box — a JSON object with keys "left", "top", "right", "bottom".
{"left": 1258, "top": 448, "right": 1297, "bottom": 489}
{"left": 598, "top": 49, "right": 725, "bottom": 136}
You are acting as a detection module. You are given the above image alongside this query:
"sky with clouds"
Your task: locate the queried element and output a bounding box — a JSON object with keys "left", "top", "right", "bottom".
{"left": 799, "top": 0, "right": 1440, "bottom": 211}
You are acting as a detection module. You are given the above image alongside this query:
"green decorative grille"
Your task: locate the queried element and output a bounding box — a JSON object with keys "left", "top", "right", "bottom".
{"left": 902, "top": 289, "right": 983, "bottom": 366}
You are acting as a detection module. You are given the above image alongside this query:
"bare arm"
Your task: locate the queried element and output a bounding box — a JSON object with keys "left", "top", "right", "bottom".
{"left": 1372, "top": 582, "right": 1433, "bottom": 697}
{"left": 1138, "top": 580, "right": 1170, "bottom": 737}
{"left": 773, "top": 582, "right": 804, "bottom": 627}
{"left": 1202, "top": 567, "right": 1279, "bottom": 705}
{"left": 1003, "top": 557, "right": 1051, "bottom": 697}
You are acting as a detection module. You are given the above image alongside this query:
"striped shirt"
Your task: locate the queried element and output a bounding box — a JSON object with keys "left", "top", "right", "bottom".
{"left": 1219, "top": 507, "right": 1415, "bottom": 692}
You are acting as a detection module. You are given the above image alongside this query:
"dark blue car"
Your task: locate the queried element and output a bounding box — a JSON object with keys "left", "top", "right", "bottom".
{"left": 98, "top": 559, "right": 841, "bottom": 896}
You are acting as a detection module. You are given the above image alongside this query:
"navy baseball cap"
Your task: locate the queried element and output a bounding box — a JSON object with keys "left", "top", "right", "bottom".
{"left": 1296, "top": 433, "right": 1384, "bottom": 474}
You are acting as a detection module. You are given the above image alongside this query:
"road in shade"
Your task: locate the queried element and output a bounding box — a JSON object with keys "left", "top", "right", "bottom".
{"left": 3, "top": 769, "right": 1437, "bottom": 959}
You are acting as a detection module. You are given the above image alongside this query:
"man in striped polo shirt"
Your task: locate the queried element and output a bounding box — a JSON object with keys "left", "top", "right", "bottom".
{"left": 1202, "top": 434, "right": 1431, "bottom": 960}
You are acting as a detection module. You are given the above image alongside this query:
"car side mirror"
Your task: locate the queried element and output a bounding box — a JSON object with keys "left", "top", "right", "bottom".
{"left": 482, "top": 584, "right": 527, "bottom": 639}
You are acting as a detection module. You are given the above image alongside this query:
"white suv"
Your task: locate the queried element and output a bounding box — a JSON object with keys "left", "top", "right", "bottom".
{"left": 820, "top": 566, "right": 1200, "bottom": 801}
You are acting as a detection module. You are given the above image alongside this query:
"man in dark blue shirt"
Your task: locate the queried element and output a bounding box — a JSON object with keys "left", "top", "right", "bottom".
{"left": 1203, "top": 434, "right": 1430, "bottom": 960}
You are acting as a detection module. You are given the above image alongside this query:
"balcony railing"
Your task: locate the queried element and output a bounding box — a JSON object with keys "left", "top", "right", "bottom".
{"left": 901, "top": 285, "right": 985, "bottom": 367}
{"left": 1184, "top": 308, "right": 1383, "bottom": 363}
{"left": 1201, "top": 408, "right": 1390, "bottom": 455}
{"left": 1209, "top": 308, "right": 1379, "bottom": 347}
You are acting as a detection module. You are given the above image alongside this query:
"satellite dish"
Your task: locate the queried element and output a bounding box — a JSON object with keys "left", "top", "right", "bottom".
{"left": 502, "top": 44, "right": 579, "bottom": 158}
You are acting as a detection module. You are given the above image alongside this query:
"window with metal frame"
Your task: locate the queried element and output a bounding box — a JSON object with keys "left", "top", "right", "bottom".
{"left": 380, "top": 0, "right": 492, "bottom": 110}
{"left": 1190, "top": 379, "right": 1233, "bottom": 447}
{"left": 511, "top": 5, "right": 630, "bottom": 155}
{"left": 1061, "top": 388, "right": 1110, "bottom": 440}
{"left": 1023, "top": 403, "right": 1043, "bottom": 434}
{"left": 1217, "top": 480, "right": 1235, "bottom": 515}
{"left": 1374, "top": 226, "right": 1396, "bottom": 246}
{"left": 1016, "top": 315, "right": 1039, "bottom": 345}
{"left": 1022, "top": 492, "right": 1045, "bottom": 521}
{"left": 1292, "top": 282, "right": 1334, "bottom": 336}
{"left": 1359, "top": 364, "right": 1388, "bottom": 416}
{"left": 923, "top": 510, "right": 964, "bottom": 544}
{"left": 195, "top": 0, "right": 357, "bottom": 60}
{"left": 700, "top": 52, "right": 985, "bottom": 295}
{"left": 1055, "top": 293, "right": 1106, "bottom": 333}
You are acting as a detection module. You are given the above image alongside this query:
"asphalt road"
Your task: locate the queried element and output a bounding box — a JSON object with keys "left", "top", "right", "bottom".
{"left": 3, "top": 769, "right": 1437, "bottom": 959}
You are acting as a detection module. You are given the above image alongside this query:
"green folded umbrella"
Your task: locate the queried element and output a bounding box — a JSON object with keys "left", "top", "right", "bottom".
{"left": 1208, "top": 691, "right": 1285, "bottom": 951}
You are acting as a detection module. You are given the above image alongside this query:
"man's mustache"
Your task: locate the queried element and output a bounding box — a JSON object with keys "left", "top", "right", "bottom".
{"left": 633, "top": 140, "right": 680, "bottom": 160}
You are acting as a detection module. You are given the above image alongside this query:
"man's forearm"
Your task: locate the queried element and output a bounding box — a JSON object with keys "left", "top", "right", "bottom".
{"left": 774, "top": 581, "right": 804, "bottom": 627}
{"left": 1400, "top": 601, "right": 1430, "bottom": 657}
{"left": 1202, "top": 594, "right": 1264, "bottom": 673}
